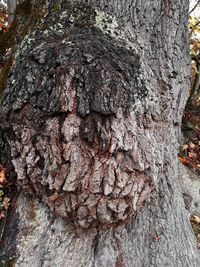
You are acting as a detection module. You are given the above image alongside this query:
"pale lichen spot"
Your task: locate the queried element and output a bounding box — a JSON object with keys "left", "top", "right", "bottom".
{"left": 69, "top": 14, "right": 75, "bottom": 23}
{"left": 95, "top": 11, "right": 118, "bottom": 37}
{"left": 95, "top": 10, "right": 136, "bottom": 52}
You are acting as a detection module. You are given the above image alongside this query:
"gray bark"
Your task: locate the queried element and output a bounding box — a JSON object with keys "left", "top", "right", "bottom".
{"left": 0, "top": 0, "right": 200, "bottom": 266}
{"left": 7, "top": 0, "right": 17, "bottom": 23}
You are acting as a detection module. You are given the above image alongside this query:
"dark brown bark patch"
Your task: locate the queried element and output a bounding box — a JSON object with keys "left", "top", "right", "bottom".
{"left": 0, "top": 25, "right": 153, "bottom": 229}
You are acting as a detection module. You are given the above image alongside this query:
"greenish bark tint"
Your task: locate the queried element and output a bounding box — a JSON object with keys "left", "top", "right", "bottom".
{"left": 0, "top": 0, "right": 32, "bottom": 97}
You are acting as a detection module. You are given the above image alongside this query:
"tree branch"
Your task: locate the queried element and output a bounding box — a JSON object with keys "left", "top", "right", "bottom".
{"left": 189, "top": 20, "right": 200, "bottom": 37}
{"left": 189, "top": 0, "right": 200, "bottom": 14}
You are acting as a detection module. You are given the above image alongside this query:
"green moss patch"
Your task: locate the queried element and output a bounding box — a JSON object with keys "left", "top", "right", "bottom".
{"left": 0, "top": 1, "right": 33, "bottom": 97}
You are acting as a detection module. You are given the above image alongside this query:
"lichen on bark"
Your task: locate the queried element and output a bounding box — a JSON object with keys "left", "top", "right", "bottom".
{"left": 0, "top": 1, "right": 160, "bottom": 229}
{"left": 1, "top": 0, "right": 200, "bottom": 266}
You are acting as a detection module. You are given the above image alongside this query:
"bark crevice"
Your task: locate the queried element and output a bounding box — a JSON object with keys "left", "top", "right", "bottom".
{"left": 0, "top": 0, "right": 200, "bottom": 266}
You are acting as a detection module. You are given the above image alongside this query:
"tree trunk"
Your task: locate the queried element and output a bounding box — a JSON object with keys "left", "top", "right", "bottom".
{"left": 0, "top": 0, "right": 200, "bottom": 266}
{"left": 7, "top": 0, "right": 17, "bottom": 24}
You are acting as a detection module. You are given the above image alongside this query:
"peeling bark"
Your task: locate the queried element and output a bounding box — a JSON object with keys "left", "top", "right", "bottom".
{"left": 0, "top": 0, "right": 200, "bottom": 266}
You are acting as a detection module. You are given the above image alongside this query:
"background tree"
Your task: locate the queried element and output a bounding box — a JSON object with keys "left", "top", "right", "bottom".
{"left": 7, "top": 0, "right": 17, "bottom": 23}
{"left": 0, "top": 0, "right": 200, "bottom": 266}
{"left": 187, "top": 1, "right": 200, "bottom": 115}
{"left": 180, "top": 2, "right": 200, "bottom": 173}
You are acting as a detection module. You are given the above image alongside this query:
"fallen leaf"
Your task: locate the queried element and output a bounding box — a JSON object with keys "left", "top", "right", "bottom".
{"left": 189, "top": 142, "right": 196, "bottom": 149}
{"left": 0, "top": 173, "right": 6, "bottom": 183}
{"left": 182, "top": 144, "right": 188, "bottom": 150}
{"left": 3, "top": 197, "right": 10, "bottom": 210}
{"left": 0, "top": 210, "right": 5, "bottom": 219}
{"left": 0, "top": 166, "right": 7, "bottom": 183}
{"left": 179, "top": 157, "right": 186, "bottom": 162}
{"left": 192, "top": 215, "right": 200, "bottom": 224}
{"left": 154, "top": 236, "right": 160, "bottom": 240}
{"left": 49, "top": 191, "right": 59, "bottom": 201}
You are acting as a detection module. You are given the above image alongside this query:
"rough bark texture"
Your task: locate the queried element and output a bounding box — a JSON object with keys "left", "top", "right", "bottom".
{"left": 0, "top": 0, "right": 200, "bottom": 266}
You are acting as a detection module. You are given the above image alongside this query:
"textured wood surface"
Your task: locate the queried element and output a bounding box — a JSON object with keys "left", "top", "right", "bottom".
{"left": 0, "top": 0, "right": 200, "bottom": 266}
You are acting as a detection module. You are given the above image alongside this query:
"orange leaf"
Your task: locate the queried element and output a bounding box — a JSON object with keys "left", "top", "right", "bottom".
{"left": 179, "top": 157, "right": 186, "bottom": 162}
{"left": 0, "top": 210, "right": 5, "bottom": 219}
{"left": 49, "top": 191, "right": 59, "bottom": 201}
{"left": 0, "top": 170, "right": 7, "bottom": 183}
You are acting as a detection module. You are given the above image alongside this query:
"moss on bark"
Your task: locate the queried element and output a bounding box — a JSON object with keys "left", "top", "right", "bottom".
{"left": 0, "top": 0, "right": 32, "bottom": 56}
{"left": 0, "top": 0, "right": 32, "bottom": 98}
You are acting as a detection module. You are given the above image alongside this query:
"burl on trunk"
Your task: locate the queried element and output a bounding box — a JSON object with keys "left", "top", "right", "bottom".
{"left": 1, "top": 1, "right": 200, "bottom": 266}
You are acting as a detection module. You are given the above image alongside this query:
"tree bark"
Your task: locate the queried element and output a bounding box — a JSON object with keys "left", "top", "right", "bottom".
{"left": 0, "top": 0, "right": 200, "bottom": 266}
{"left": 7, "top": 0, "right": 17, "bottom": 24}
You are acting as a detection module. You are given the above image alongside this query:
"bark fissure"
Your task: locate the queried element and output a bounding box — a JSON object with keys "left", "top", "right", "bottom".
{"left": 0, "top": 0, "right": 200, "bottom": 266}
